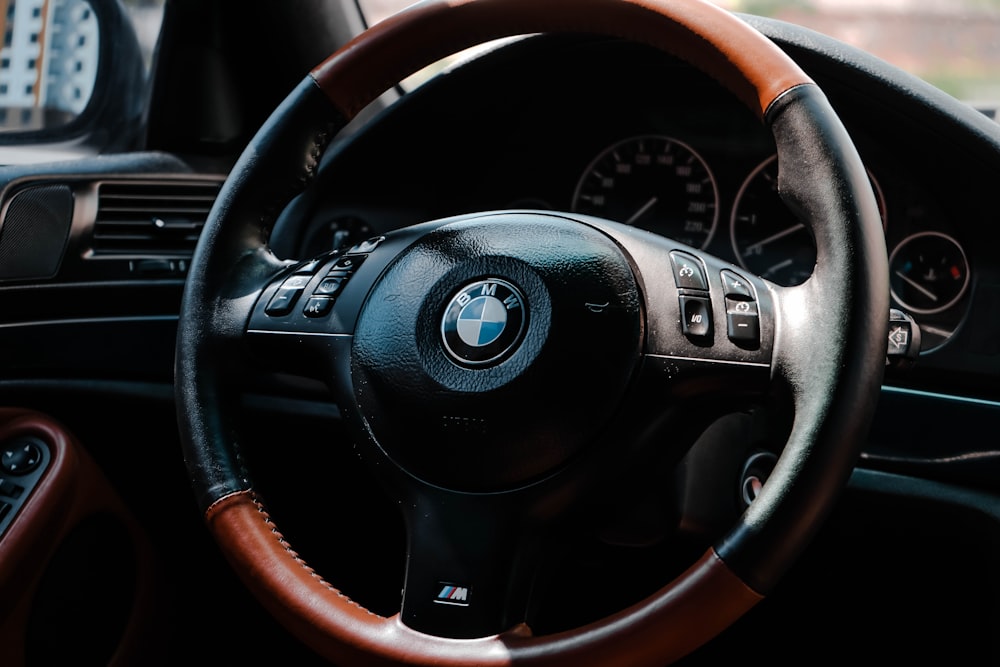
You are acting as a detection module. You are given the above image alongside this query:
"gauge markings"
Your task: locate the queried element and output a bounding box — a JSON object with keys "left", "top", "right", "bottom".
{"left": 572, "top": 134, "right": 719, "bottom": 249}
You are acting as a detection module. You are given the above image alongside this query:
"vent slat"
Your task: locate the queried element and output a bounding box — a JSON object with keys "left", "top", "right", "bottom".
{"left": 92, "top": 180, "right": 222, "bottom": 257}
{"left": 99, "top": 207, "right": 215, "bottom": 215}
{"left": 100, "top": 193, "right": 217, "bottom": 199}
{"left": 94, "top": 232, "right": 202, "bottom": 241}
{"left": 94, "top": 221, "right": 207, "bottom": 229}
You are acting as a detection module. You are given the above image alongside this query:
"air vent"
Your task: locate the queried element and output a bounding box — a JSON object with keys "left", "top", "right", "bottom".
{"left": 92, "top": 180, "right": 222, "bottom": 257}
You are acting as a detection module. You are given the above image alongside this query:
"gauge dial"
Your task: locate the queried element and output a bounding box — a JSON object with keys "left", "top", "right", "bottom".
{"left": 571, "top": 135, "right": 719, "bottom": 249}
{"left": 889, "top": 231, "right": 970, "bottom": 315}
{"left": 730, "top": 155, "right": 886, "bottom": 286}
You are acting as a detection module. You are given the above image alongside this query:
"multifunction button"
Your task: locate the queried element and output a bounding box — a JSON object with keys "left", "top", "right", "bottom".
{"left": 679, "top": 295, "right": 712, "bottom": 338}
{"left": 670, "top": 251, "right": 712, "bottom": 340}
{"left": 669, "top": 251, "right": 708, "bottom": 291}
{"left": 302, "top": 296, "right": 334, "bottom": 318}
{"left": 347, "top": 235, "right": 385, "bottom": 255}
{"left": 721, "top": 270, "right": 753, "bottom": 300}
{"left": 721, "top": 269, "right": 760, "bottom": 346}
{"left": 262, "top": 237, "right": 380, "bottom": 321}
{"left": 886, "top": 308, "right": 922, "bottom": 370}
{"left": 264, "top": 274, "right": 313, "bottom": 316}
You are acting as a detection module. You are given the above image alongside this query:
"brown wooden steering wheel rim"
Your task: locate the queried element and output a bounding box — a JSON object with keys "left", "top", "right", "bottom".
{"left": 178, "top": 1, "right": 888, "bottom": 665}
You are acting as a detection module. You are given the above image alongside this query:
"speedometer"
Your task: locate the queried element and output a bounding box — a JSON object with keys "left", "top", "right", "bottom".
{"left": 571, "top": 135, "right": 719, "bottom": 249}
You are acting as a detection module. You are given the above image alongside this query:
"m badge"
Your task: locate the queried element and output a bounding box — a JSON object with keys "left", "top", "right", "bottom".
{"left": 434, "top": 583, "right": 471, "bottom": 607}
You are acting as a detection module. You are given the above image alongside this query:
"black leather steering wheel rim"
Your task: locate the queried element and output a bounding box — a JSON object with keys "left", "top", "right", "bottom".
{"left": 175, "top": 0, "right": 889, "bottom": 664}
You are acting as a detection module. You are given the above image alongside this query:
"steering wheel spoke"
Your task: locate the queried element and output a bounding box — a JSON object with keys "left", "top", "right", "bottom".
{"left": 583, "top": 219, "right": 775, "bottom": 400}
{"left": 242, "top": 250, "right": 363, "bottom": 377}
{"left": 243, "top": 226, "right": 448, "bottom": 378}
{"left": 398, "top": 494, "right": 542, "bottom": 639}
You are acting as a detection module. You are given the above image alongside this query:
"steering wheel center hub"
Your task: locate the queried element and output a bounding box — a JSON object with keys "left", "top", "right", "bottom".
{"left": 350, "top": 212, "right": 643, "bottom": 491}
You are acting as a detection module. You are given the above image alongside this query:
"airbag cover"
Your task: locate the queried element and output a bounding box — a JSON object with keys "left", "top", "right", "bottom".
{"left": 351, "top": 212, "right": 642, "bottom": 491}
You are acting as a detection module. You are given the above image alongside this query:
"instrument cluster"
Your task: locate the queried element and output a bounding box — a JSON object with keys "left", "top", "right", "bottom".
{"left": 561, "top": 133, "right": 970, "bottom": 352}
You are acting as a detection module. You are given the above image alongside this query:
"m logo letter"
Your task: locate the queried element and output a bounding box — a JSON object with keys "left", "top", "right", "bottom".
{"left": 434, "top": 584, "right": 471, "bottom": 606}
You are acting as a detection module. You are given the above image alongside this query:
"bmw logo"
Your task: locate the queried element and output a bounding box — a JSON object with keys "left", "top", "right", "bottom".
{"left": 441, "top": 278, "right": 527, "bottom": 366}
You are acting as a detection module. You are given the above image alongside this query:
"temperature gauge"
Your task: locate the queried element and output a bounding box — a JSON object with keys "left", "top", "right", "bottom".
{"left": 888, "top": 231, "right": 970, "bottom": 315}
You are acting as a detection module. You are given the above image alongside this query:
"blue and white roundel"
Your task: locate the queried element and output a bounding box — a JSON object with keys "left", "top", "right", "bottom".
{"left": 441, "top": 278, "right": 527, "bottom": 367}
{"left": 456, "top": 295, "right": 508, "bottom": 347}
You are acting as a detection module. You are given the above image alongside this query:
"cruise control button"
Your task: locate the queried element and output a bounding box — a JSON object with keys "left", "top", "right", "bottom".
{"left": 726, "top": 298, "right": 758, "bottom": 316}
{"left": 679, "top": 295, "right": 712, "bottom": 338}
{"left": 726, "top": 298, "right": 760, "bottom": 343}
{"left": 721, "top": 270, "right": 754, "bottom": 300}
{"left": 669, "top": 251, "right": 708, "bottom": 291}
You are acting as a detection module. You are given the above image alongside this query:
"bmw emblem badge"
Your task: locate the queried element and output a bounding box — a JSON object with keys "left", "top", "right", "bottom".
{"left": 441, "top": 278, "right": 527, "bottom": 366}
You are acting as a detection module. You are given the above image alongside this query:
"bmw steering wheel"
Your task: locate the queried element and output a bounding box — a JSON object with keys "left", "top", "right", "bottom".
{"left": 175, "top": 0, "right": 889, "bottom": 664}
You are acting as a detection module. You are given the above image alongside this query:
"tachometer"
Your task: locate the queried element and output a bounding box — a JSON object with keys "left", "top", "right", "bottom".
{"left": 730, "top": 154, "right": 885, "bottom": 286}
{"left": 571, "top": 135, "right": 719, "bottom": 249}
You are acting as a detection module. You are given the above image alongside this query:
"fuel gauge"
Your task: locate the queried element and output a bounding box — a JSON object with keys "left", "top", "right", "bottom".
{"left": 888, "top": 231, "right": 970, "bottom": 315}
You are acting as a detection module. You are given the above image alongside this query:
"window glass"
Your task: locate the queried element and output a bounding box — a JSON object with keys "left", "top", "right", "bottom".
{"left": 121, "top": 0, "right": 163, "bottom": 74}
{"left": 0, "top": 0, "right": 99, "bottom": 130}
{"left": 0, "top": 0, "right": 164, "bottom": 134}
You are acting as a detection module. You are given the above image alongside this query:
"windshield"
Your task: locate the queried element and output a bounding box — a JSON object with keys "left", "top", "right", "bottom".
{"left": 357, "top": 0, "right": 1000, "bottom": 104}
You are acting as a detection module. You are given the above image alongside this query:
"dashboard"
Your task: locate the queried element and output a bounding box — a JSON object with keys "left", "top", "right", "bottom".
{"left": 278, "top": 33, "right": 994, "bottom": 376}
{"left": 265, "top": 29, "right": 1000, "bottom": 497}
{"left": 0, "top": 25, "right": 996, "bottom": 497}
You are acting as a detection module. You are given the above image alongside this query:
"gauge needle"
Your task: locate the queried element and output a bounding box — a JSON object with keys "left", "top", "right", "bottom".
{"left": 895, "top": 270, "right": 938, "bottom": 302}
{"left": 765, "top": 258, "right": 793, "bottom": 277}
{"left": 746, "top": 222, "right": 805, "bottom": 252}
{"left": 922, "top": 324, "right": 953, "bottom": 338}
{"left": 626, "top": 196, "right": 658, "bottom": 225}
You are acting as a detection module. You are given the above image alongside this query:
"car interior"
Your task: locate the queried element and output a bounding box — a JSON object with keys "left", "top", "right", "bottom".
{"left": 1, "top": 0, "right": 999, "bottom": 665}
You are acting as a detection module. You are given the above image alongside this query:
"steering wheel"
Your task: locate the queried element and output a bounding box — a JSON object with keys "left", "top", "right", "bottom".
{"left": 175, "top": 0, "right": 889, "bottom": 664}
